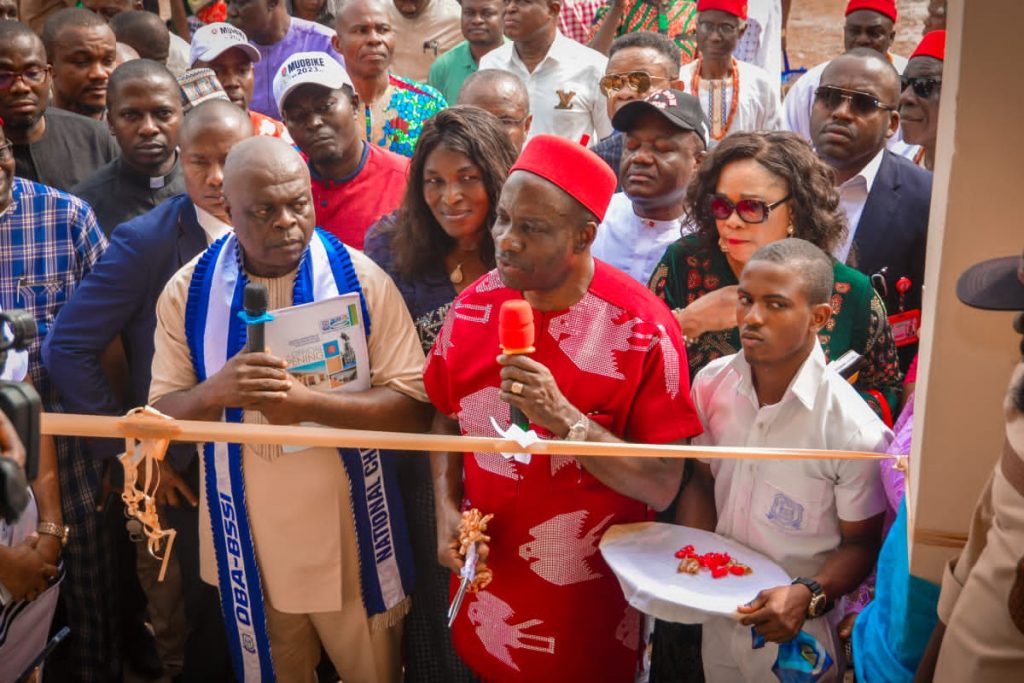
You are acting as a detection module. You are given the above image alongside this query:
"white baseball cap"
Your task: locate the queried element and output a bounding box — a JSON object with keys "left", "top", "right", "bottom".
{"left": 189, "top": 22, "right": 261, "bottom": 66}
{"left": 273, "top": 52, "right": 354, "bottom": 114}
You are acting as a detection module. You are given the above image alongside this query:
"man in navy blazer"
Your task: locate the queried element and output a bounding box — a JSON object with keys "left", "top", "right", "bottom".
{"left": 811, "top": 48, "right": 931, "bottom": 370}
{"left": 43, "top": 99, "right": 253, "bottom": 681}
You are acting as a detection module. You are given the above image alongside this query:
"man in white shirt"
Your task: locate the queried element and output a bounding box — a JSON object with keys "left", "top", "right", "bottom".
{"left": 388, "top": 0, "right": 462, "bottom": 83}
{"left": 682, "top": 238, "right": 890, "bottom": 682}
{"left": 592, "top": 88, "right": 707, "bottom": 283}
{"left": 679, "top": 0, "right": 781, "bottom": 148}
{"left": 480, "top": 0, "right": 612, "bottom": 143}
{"left": 782, "top": 0, "right": 917, "bottom": 159}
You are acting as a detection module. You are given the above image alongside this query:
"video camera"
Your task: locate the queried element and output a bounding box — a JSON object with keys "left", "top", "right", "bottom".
{"left": 0, "top": 309, "right": 42, "bottom": 523}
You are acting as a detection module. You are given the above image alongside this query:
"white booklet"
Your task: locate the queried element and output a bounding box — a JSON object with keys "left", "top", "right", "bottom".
{"left": 264, "top": 294, "right": 370, "bottom": 451}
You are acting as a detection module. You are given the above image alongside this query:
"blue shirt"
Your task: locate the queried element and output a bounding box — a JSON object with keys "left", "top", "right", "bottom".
{"left": 0, "top": 178, "right": 107, "bottom": 407}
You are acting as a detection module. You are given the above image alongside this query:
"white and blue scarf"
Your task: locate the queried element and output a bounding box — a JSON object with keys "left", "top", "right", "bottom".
{"left": 184, "top": 229, "right": 414, "bottom": 682}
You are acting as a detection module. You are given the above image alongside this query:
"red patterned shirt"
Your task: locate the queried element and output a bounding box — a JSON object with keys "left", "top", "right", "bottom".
{"left": 424, "top": 260, "right": 702, "bottom": 682}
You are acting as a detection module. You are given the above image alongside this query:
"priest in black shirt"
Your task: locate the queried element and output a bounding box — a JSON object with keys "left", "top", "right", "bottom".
{"left": 72, "top": 59, "right": 184, "bottom": 236}
{"left": 0, "top": 20, "right": 118, "bottom": 192}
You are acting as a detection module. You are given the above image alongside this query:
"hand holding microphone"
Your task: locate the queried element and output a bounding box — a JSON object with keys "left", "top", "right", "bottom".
{"left": 498, "top": 300, "right": 535, "bottom": 430}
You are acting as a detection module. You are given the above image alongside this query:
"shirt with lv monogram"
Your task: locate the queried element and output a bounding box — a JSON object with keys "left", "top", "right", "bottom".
{"left": 480, "top": 30, "right": 612, "bottom": 143}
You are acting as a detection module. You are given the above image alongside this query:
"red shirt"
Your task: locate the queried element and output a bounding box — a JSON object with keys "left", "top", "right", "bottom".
{"left": 249, "top": 110, "right": 291, "bottom": 141}
{"left": 424, "top": 261, "right": 703, "bottom": 682}
{"left": 309, "top": 143, "right": 409, "bottom": 250}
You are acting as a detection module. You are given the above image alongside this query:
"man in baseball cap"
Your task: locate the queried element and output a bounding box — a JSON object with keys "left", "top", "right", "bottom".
{"left": 273, "top": 52, "right": 408, "bottom": 249}
{"left": 591, "top": 88, "right": 708, "bottom": 284}
{"left": 190, "top": 22, "right": 290, "bottom": 139}
{"left": 915, "top": 250, "right": 1024, "bottom": 682}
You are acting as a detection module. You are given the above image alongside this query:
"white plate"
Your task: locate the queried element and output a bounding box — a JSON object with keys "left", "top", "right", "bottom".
{"left": 599, "top": 522, "right": 792, "bottom": 624}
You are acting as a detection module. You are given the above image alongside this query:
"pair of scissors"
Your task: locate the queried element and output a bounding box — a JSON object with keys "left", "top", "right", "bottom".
{"left": 447, "top": 543, "right": 478, "bottom": 628}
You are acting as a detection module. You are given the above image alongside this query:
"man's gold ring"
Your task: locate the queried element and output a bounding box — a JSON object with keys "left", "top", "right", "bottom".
{"left": 510, "top": 381, "right": 525, "bottom": 395}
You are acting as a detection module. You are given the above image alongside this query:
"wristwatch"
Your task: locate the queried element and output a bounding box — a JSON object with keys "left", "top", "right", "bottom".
{"left": 564, "top": 413, "right": 589, "bottom": 441}
{"left": 37, "top": 521, "right": 70, "bottom": 547}
{"left": 792, "top": 577, "right": 829, "bottom": 618}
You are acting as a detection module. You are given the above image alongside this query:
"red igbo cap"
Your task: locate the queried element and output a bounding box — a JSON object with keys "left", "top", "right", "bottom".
{"left": 696, "top": 0, "right": 748, "bottom": 20}
{"left": 845, "top": 0, "right": 897, "bottom": 22}
{"left": 509, "top": 135, "right": 617, "bottom": 221}
{"left": 911, "top": 30, "right": 946, "bottom": 61}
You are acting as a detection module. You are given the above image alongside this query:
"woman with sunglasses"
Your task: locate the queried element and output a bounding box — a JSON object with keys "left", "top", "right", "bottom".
{"left": 364, "top": 105, "right": 517, "bottom": 683}
{"left": 649, "top": 130, "right": 903, "bottom": 418}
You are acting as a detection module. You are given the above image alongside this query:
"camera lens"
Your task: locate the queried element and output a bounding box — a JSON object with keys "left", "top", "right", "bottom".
{"left": 0, "top": 309, "right": 37, "bottom": 352}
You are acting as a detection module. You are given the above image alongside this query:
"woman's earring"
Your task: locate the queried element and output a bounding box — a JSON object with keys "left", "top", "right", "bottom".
{"left": 719, "top": 237, "right": 729, "bottom": 253}
{"left": 786, "top": 224, "right": 795, "bottom": 236}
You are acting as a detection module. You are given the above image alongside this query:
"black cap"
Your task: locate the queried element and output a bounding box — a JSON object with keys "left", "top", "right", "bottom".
{"left": 611, "top": 88, "right": 711, "bottom": 149}
{"left": 956, "top": 251, "right": 1024, "bottom": 311}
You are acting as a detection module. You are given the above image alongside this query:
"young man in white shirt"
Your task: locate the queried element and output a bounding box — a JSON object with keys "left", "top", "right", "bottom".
{"left": 592, "top": 88, "right": 707, "bottom": 283}
{"left": 681, "top": 238, "right": 891, "bottom": 682}
{"left": 480, "top": 0, "right": 611, "bottom": 143}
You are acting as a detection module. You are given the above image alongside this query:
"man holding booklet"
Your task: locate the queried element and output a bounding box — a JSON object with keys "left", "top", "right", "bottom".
{"left": 148, "top": 136, "right": 432, "bottom": 682}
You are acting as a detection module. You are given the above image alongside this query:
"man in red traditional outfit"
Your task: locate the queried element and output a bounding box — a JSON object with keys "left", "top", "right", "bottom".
{"left": 424, "top": 134, "right": 704, "bottom": 681}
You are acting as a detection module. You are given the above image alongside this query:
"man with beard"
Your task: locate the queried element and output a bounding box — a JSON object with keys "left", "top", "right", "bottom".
{"left": 424, "top": 134, "right": 702, "bottom": 681}
{"left": 428, "top": 0, "right": 506, "bottom": 104}
{"left": 592, "top": 88, "right": 707, "bottom": 284}
{"left": 388, "top": 0, "right": 462, "bottom": 83}
{"left": 915, "top": 250, "right": 1024, "bottom": 682}
{"left": 0, "top": 20, "right": 117, "bottom": 191}
{"left": 43, "top": 8, "right": 118, "bottom": 120}
{"left": 275, "top": 51, "right": 409, "bottom": 249}
{"left": 480, "top": 0, "right": 611, "bottom": 143}
{"left": 72, "top": 60, "right": 185, "bottom": 236}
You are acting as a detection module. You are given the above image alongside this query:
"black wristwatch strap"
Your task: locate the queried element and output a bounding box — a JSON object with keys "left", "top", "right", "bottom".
{"left": 792, "top": 576, "right": 822, "bottom": 595}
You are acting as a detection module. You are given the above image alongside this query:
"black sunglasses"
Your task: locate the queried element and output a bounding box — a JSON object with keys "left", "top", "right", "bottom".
{"left": 707, "top": 193, "right": 791, "bottom": 224}
{"left": 814, "top": 86, "right": 895, "bottom": 116}
{"left": 900, "top": 75, "right": 941, "bottom": 99}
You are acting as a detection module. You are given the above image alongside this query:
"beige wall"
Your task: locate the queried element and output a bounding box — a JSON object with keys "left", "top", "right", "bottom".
{"left": 909, "top": 0, "right": 1024, "bottom": 582}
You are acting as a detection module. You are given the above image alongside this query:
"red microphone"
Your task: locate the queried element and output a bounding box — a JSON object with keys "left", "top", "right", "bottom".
{"left": 498, "top": 300, "right": 535, "bottom": 429}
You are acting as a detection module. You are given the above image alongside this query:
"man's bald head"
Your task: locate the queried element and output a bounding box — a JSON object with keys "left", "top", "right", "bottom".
{"left": 225, "top": 137, "right": 315, "bottom": 277}
{"left": 110, "top": 10, "right": 170, "bottom": 64}
{"left": 458, "top": 69, "right": 529, "bottom": 111}
{"left": 823, "top": 47, "right": 901, "bottom": 104}
{"left": 180, "top": 99, "right": 253, "bottom": 221}
{"left": 457, "top": 69, "right": 531, "bottom": 153}
{"left": 181, "top": 98, "right": 252, "bottom": 147}
{"left": 224, "top": 136, "right": 308, "bottom": 196}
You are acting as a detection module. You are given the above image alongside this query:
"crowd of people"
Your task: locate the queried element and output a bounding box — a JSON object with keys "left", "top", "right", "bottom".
{"left": 0, "top": 0, "right": 1020, "bottom": 682}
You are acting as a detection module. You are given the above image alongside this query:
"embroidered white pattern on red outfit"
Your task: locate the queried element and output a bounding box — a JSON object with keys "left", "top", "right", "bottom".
{"left": 547, "top": 292, "right": 655, "bottom": 379}
{"left": 518, "top": 510, "right": 614, "bottom": 585}
{"left": 468, "top": 592, "right": 556, "bottom": 671}
{"left": 458, "top": 385, "right": 519, "bottom": 481}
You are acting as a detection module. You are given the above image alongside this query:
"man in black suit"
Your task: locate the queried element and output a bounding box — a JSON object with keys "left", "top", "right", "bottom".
{"left": 44, "top": 98, "right": 252, "bottom": 682}
{"left": 811, "top": 47, "right": 931, "bottom": 370}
